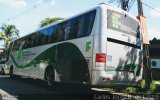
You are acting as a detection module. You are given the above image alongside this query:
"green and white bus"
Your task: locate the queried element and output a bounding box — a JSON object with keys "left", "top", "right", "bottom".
{"left": 8, "top": 3, "right": 143, "bottom": 87}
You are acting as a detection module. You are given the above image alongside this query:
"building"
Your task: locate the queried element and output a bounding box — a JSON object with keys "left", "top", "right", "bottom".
{"left": 149, "top": 38, "right": 160, "bottom": 80}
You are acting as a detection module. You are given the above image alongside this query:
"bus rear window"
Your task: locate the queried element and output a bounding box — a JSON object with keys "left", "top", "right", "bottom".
{"left": 107, "top": 10, "right": 140, "bottom": 38}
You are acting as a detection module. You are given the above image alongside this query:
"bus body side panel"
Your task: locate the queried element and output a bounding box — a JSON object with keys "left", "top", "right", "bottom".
{"left": 91, "top": 5, "right": 108, "bottom": 85}
{"left": 11, "top": 44, "right": 51, "bottom": 78}
{"left": 9, "top": 8, "right": 98, "bottom": 84}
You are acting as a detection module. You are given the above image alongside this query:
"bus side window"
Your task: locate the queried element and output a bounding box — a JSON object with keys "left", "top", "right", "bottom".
{"left": 64, "top": 21, "right": 71, "bottom": 40}
{"left": 38, "top": 31, "right": 45, "bottom": 46}
{"left": 34, "top": 33, "right": 38, "bottom": 47}
{"left": 57, "top": 22, "right": 66, "bottom": 42}
{"left": 14, "top": 40, "right": 20, "bottom": 51}
{"left": 84, "top": 10, "right": 96, "bottom": 36}
{"left": 77, "top": 16, "right": 85, "bottom": 38}
{"left": 31, "top": 33, "right": 36, "bottom": 47}
{"left": 26, "top": 36, "right": 30, "bottom": 48}
{"left": 48, "top": 26, "right": 54, "bottom": 43}
{"left": 28, "top": 35, "right": 33, "bottom": 48}
{"left": 52, "top": 25, "right": 59, "bottom": 43}
{"left": 68, "top": 18, "right": 79, "bottom": 39}
{"left": 42, "top": 28, "right": 51, "bottom": 45}
{"left": 22, "top": 37, "right": 27, "bottom": 49}
{"left": 29, "top": 35, "right": 35, "bottom": 48}
{"left": 39, "top": 29, "right": 48, "bottom": 45}
{"left": 36, "top": 31, "right": 41, "bottom": 46}
{"left": 47, "top": 27, "right": 53, "bottom": 44}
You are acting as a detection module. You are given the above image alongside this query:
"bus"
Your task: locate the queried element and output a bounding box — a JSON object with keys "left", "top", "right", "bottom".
{"left": 8, "top": 3, "right": 143, "bottom": 87}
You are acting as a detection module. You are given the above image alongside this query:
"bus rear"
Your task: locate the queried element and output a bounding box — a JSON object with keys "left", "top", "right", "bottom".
{"left": 93, "top": 4, "right": 143, "bottom": 87}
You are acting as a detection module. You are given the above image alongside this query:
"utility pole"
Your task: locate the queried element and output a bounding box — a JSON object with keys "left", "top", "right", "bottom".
{"left": 137, "top": 0, "right": 152, "bottom": 89}
{"left": 137, "top": 0, "right": 143, "bottom": 15}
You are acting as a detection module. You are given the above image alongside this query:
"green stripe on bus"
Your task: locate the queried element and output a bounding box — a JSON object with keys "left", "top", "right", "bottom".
{"left": 11, "top": 42, "right": 90, "bottom": 83}
{"left": 11, "top": 42, "right": 86, "bottom": 68}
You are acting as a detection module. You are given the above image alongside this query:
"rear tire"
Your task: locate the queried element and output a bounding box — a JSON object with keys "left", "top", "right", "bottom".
{"left": 9, "top": 66, "right": 21, "bottom": 79}
{"left": 45, "top": 67, "right": 55, "bottom": 86}
{"left": 9, "top": 66, "right": 14, "bottom": 78}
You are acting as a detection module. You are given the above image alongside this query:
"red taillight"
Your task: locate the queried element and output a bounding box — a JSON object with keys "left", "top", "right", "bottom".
{"left": 96, "top": 54, "right": 106, "bottom": 63}
{"left": 106, "top": 77, "right": 111, "bottom": 81}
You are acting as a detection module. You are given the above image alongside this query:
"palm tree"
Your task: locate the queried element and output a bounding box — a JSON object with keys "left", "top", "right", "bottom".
{"left": 0, "top": 24, "right": 19, "bottom": 60}
{"left": 0, "top": 24, "right": 19, "bottom": 48}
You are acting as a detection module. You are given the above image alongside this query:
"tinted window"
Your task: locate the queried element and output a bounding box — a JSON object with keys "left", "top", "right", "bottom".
{"left": 64, "top": 21, "right": 71, "bottom": 40}
{"left": 57, "top": 22, "right": 66, "bottom": 41}
{"left": 69, "top": 18, "right": 79, "bottom": 39}
{"left": 50, "top": 25, "right": 59, "bottom": 43}
{"left": 13, "top": 10, "right": 96, "bottom": 50}
{"left": 84, "top": 11, "right": 96, "bottom": 36}
{"left": 77, "top": 16, "right": 85, "bottom": 37}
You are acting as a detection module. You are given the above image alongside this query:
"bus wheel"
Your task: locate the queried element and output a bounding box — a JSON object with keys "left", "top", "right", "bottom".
{"left": 9, "top": 66, "right": 14, "bottom": 78}
{"left": 45, "top": 67, "right": 55, "bottom": 86}
{"left": 1, "top": 68, "right": 5, "bottom": 75}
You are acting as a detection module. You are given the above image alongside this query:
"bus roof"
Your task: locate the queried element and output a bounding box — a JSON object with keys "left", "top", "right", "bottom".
{"left": 12, "top": 3, "right": 139, "bottom": 42}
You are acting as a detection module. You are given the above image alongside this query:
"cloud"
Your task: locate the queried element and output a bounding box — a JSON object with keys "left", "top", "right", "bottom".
{"left": 150, "top": 7, "right": 160, "bottom": 17}
{"left": 9, "top": 0, "right": 27, "bottom": 8}
{"left": 0, "top": 0, "right": 7, "bottom": 3}
{"left": 0, "top": 0, "right": 27, "bottom": 8}
{"left": 36, "top": 0, "right": 43, "bottom": 5}
{"left": 36, "top": 0, "right": 57, "bottom": 5}
{"left": 50, "top": 0, "right": 56, "bottom": 5}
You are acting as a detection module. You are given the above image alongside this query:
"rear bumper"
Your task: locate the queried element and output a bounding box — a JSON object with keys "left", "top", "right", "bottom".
{"left": 91, "top": 70, "right": 141, "bottom": 87}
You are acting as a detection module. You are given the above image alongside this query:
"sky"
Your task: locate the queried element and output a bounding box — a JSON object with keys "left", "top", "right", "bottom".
{"left": 0, "top": 0, "right": 160, "bottom": 46}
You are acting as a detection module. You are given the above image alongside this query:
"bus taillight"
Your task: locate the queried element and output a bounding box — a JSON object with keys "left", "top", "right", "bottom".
{"left": 96, "top": 54, "right": 106, "bottom": 63}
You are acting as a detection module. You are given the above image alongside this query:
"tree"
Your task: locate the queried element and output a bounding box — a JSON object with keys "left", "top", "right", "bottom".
{"left": 0, "top": 24, "right": 19, "bottom": 48}
{"left": 0, "top": 24, "right": 19, "bottom": 60}
{"left": 39, "top": 17, "right": 64, "bottom": 28}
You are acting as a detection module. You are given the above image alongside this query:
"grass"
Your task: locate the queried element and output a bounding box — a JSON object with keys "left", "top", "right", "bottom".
{"left": 147, "top": 81, "right": 160, "bottom": 94}
{"left": 123, "top": 87, "right": 136, "bottom": 94}
{"left": 124, "top": 80, "right": 160, "bottom": 94}
{"left": 102, "top": 80, "right": 160, "bottom": 94}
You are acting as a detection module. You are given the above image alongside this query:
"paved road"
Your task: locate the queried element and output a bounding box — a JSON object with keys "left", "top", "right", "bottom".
{"left": 0, "top": 75, "right": 152, "bottom": 100}
{"left": 0, "top": 75, "right": 111, "bottom": 100}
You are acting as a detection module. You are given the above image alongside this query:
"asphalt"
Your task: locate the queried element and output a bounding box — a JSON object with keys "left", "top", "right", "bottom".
{"left": 0, "top": 75, "right": 102, "bottom": 100}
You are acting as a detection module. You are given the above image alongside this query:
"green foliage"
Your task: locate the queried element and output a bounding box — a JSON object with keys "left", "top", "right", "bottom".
{"left": 0, "top": 24, "right": 19, "bottom": 48}
{"left": 123, "top": 87, "right": 136, "bottom": 94}
{"left": 101, "top": 81, "right": 160, "bottom": 95}
{"left": 141, "top": 80, "right": 146, "bottom": 89}
{"left": 39, "top": 17, "right": 64, "bottom": 28}
{"left": 147, "top": 81, "right": 160, "bottom": 94}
